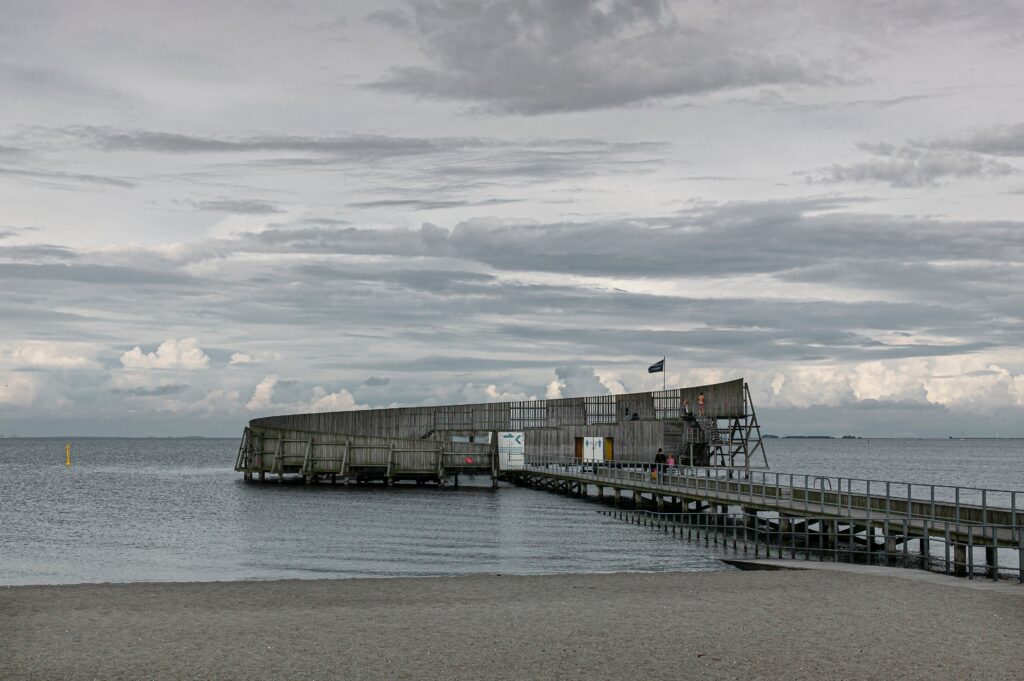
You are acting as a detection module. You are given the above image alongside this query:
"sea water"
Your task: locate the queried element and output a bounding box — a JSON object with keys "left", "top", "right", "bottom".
{"left": 1, "top": 437, "right": 1021, "bottom": 585}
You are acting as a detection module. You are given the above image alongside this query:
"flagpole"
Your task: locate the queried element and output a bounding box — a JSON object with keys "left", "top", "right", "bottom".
{"left": 663, "top": 357, "right": 666, "bottom": 391}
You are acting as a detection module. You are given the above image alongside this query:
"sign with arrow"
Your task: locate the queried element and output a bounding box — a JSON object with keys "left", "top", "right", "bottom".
{"left": 498, "top": 431, "right": 525, "bottom": 470}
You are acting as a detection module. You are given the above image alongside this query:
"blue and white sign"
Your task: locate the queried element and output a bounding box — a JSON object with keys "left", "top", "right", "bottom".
{"left": 498, "top": 431, "right": 525, "bottom": 470}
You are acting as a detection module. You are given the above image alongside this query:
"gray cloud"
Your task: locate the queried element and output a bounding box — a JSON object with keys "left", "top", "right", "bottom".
{"left": 0, "top": 244, "right": 79, "bottom": 260}
{"left": 195, "top": 199, "right": 283, "bottom": 214}
{"left": 362, "top": 376, "right": 390, "bottom": 386}
{"left": 0, "top": 165, "right": 135, "bottom": 189}
{"left": 0, "top": 228, "right": 24, "bottom": 240}
{"left": 72, "top": 126, "right": 495, "bottom": 158}
{"left": 930, "top": 122, "right": 1024, "bottom": 157}
{"left": 209, "top": 198, "right": 1024, "bottom": 302}
{"left": 112, "top": 384, "right": 189, "bottom": 397}
{"left": 46, "top": 126, "right": 663, "bottom": 190}
{"left": 0, "top": 263, "right": 194, "bottom": 285}
{"left": 347, "top": 197, "right": 519, "bottom": 210}
{"left": 813, "top": 142, "right": 1016, "bottom": 187}
{"left": 369, "top": 0, "right": 821, "bottom": 114}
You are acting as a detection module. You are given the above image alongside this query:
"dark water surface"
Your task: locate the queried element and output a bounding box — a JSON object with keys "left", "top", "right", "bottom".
{"left": 2, "top": 437, "right": 1022, "bottom": 586}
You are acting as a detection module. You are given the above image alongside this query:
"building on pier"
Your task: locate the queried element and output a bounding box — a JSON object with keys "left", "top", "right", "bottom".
{"left": 234, "top": 377, "right": 768, "bottom": 484}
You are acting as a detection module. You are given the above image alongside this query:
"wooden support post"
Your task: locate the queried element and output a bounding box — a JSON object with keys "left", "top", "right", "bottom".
{"left": 385, "top": 443, "right": 395, "bottom": 485}
{"left": 614, "top": 488, "right": 621, "bottom": 507}
{"left": 300, "top": 436, "right": 314, "bottom": 480}
{"left": 657, "top": 496, "right": 664, "bottom": 512}
{"left": 276, "top": 434, "right": 284, "bottom": 483}
{"left": 885, "top": 534, "right": 899, "bottom": 556}
{"left": 341, "top": 441, "right": 350, "bottom": 480}
{"left": 985, "top": 546, "right": 998, "bottom": 580}
{"left": 954, "top": 543, "right": 968, "bottom": 577}
{"left": 598, "top": 486, "right": 604, "bottom": 500}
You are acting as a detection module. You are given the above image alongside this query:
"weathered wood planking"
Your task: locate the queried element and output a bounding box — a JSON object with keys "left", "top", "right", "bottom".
{"left": 238, "top": 378, "right": 760, "bottom": 482}
{"left": 249, "top": 379, "right": 745, "bottom": 436}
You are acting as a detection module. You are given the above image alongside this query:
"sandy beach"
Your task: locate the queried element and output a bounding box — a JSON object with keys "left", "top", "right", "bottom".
{"left": 2, "top": 568, "right": 1021, "bottom": 681}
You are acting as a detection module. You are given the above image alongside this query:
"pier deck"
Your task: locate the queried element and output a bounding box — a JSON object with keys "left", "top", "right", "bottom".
{"left": 515, "top": 461, "right": 1023, "bottom": 546}
{"left": 510, "top": 460, "right": 1024, "bottom": 581}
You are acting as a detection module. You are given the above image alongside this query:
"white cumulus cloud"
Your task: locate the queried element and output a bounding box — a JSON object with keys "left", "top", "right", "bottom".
{"left": 246, "top": 374, "right": 278, "bottom": 411}
{"left": 228, "top": 351, "right": 281, "bottom": 365}
{"left": 6, "top": 342, "right": 99, "bottom": 369}
{"left": 121, "top": 338, "right": 210, "bottom": 370}
{"left": 307, "top": 387, "right": 367, "bottom": 413}
{"left": 548, "top": 365, "right": 623, "bottom": 398}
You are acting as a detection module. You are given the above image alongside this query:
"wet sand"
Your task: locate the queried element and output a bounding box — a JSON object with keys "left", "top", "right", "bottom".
{"left": 2, "top": 569, "right": 1021, "bottom": 680}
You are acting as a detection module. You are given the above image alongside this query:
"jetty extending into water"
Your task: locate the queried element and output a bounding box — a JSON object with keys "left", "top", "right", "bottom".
{"left": 235, "top": 378, "right": 765, "bottom": 484}
{"left": 234, "top": 377, "right": 1023, "bottom": 582}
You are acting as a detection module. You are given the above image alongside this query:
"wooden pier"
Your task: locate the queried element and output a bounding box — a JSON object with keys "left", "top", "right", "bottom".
{"left": 235, "top": 377, "right": 1023, "bottom": 581}
{"left": 510, "top": 461, "right": 1024, "bottom": 581}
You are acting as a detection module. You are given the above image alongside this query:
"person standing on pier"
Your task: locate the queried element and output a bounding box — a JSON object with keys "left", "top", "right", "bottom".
{"left": 654, "top": 448, "right": 666, "bottom": 479}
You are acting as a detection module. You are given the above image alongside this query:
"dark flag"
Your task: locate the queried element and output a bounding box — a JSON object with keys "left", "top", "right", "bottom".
{"left": 648, "top": 358, "right": 665, "bottom": 373}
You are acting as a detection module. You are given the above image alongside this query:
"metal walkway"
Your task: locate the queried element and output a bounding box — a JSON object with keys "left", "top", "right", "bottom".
{"left": 509, "top": 459, "right": 1024, "bottom": 582}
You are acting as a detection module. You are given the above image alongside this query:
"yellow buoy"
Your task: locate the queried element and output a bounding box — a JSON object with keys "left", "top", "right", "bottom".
{"left": 66, "top": 443, "right": 71, "bottom": 467}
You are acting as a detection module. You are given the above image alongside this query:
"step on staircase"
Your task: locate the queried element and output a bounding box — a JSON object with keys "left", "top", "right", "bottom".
{"left": 695, "top": 416, "right": 728, "bottom": 464}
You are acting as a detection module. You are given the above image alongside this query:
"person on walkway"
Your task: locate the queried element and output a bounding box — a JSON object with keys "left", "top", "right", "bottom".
{"left": 665, "top": 453, "right": 676, "bottom": 476}
{"left": 697, "top": 392, "right": 706, "bottom": 417}
{"left": 654, "top": 448, "right": 666, "bottom": 479}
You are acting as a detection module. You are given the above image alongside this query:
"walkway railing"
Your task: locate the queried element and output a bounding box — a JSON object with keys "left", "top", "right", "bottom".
{"left": 597, "top": 508, "right": 1024, "bottom": 583}
{"left": 519, "top": 458, "right": 1023, "bottom": 528}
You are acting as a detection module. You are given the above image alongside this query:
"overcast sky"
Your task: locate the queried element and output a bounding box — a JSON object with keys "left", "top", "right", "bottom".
{"left": 2, "top": 0, "right": 1023, "bottom": 437}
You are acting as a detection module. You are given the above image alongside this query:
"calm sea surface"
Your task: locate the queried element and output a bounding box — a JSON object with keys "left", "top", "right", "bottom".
{"left": 1, "top": 437, "right": 1022, "bottom": 586}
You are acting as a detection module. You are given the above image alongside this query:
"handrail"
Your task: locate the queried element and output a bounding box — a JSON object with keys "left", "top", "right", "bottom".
{"left": 517, "top": 458, "right": 1023, "bottom": 527}
{"left": 597, "top": 508, "right": 1024, "bottom": 583}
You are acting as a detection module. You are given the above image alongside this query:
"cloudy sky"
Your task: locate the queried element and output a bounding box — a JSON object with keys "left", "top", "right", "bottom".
{"left": 2, "top": 0, "right": 1023, "bottom": 437}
